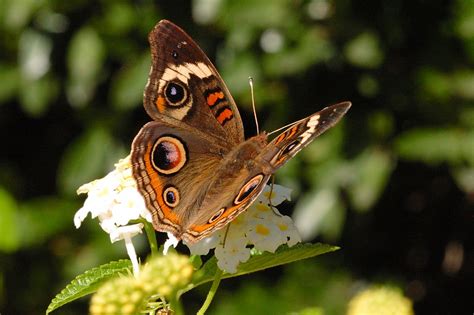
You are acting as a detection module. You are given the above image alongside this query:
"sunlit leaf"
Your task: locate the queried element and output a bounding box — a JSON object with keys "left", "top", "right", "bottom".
{"left": 452, "top": 70, "right": 474, "bottom": 99}
{"left": 294, "top": 307, "right": 325, "bottom": 315}
{"left": 57, "top": 127, "right": 126, "bottom": 195}
{"left": 395, "top": 128, "right": 474, "bottom": 165}
{"left": 18, "top": 29, "right": 52, "bottom": 80}
{"left": 0, "top": 188, "right": 20, "bottom": 252}
{"left": 3, "top": 0, "right": 42, "bottom": 30}
{"left": 220, "top": 52, "right": 261, "bottom": 96}
{"left": 344, "top": 31, "right": 384, "bottom": 69}
{"left": 18, "top": 197, "right": 79, "bottom": 248}
{"left": 0, "top": 64, "right": 19, "bottom": 103}
{"left": 453, "top": 0, "right": 474, "bottom": 39}
{"left": 416, "top": 67, "right": 451, "bottom": 102}
{"left": 189, "top": 243, "right": 338, "bottom": 290}
{"left": 67, "top": 27, "right": 105, "bottom": 107}
{"left": 453, "top": 166, "right": 474, "bottom": 194}
{"left": 19, "top": 75, "right": 58, "bottom": 117}
{"left": 293, "top": 187, "right": 344, "bottom": 240}
{"left": 102, "top": 3, "right": 136, "bottom": 34}
{"left": 347, "top": 148, "right": 394, "bottom": 212}
{"left": 264, "top": 27, "right": 334, "bottom": 76}
{"left": 46, "top": 260, "right": 133, "bottom": 314}
{"left": 110, "top": 53, "right": 149, "bottom": 110}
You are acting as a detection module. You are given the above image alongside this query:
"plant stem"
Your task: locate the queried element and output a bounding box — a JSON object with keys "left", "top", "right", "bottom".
{"left": 170, "top": 295, "right": 184, "bottom": 315}
{"left": 143, "top": 220, "right": 159, "bottom": 256}
{"left": 197, "top": 268, "right": 223, "bottom": 315}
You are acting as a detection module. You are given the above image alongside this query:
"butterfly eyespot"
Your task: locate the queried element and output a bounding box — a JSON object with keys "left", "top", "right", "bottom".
{"left": 151, "top": 136, "right": 187, "bottom": 175}
{"left": 234, "top": 174, "right": 264, "bottom": 205}
{"left": 164, "top": 81, "right": 187, "bottom": 106}
{"left": 163, "top": 186, "right": 180, "bottom": 207}
{"left": 208, "top": 208, "right": 225, "bottom": 224}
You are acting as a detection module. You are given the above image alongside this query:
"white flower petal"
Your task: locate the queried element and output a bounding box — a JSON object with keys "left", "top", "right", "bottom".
{"left": 109, "top": 224, "right": 144, "bottom": 243}
{"left": 74, "top": 205, "right": 91, "bottom": 228}
{"left": 258, "top": 184, "right": 292, "bottom": 205}
{"left": 163, "top": 232, "right": 180, "bottom": 254}
{"left": 187, "top": 234, "right": 220, "bottom": 256}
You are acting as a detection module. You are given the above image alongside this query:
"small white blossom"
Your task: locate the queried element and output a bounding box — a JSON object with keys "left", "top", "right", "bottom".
{"left": 74, "top": 156, "right": 151, "bottom": 276}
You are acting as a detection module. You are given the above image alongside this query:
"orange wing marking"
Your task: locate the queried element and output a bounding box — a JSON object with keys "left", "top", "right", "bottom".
{"left": 206, "top": 91, "right": 225, "bottom": 107}
{"left": 156, "top": 96, "right": 166, "bottom": 113}
{"left": 216, "top": 107, "right": 233, "bottom": 125}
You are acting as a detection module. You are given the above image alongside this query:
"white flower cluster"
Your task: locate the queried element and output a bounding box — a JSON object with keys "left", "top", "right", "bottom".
{"left": 74, "top": 156, "right": 152, "bottom": 275}
{"left": 74, "top": 156, "right": 301, "bottom": 275}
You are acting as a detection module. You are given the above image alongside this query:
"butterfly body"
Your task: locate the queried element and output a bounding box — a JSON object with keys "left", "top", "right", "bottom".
{"left": 131, "top": 20, "right": 351, "bottom": 243}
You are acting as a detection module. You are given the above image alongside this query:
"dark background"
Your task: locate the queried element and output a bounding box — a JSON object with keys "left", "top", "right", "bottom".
{"left": 0, "top": 0, "right": 472, "bottom": 314}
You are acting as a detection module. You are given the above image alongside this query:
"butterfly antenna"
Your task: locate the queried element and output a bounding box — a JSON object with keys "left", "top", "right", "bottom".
{"left": 249, "top": 77, "right": 260, "bottom": 135}
{"left": 267, "top": 117, "right": 306, "bottom": 137}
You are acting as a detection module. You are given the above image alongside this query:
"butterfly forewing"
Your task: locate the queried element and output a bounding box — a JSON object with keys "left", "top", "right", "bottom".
{"left": 259, "top": 102, "right": 351, "bottom": 170}
{"left": 144, "top": 20, "right": 244, "bottom": 146}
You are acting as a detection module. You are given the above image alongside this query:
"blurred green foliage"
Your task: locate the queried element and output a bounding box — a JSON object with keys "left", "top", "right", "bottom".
{"left": 0, "top": 0, "right": 472, "bottom": 314}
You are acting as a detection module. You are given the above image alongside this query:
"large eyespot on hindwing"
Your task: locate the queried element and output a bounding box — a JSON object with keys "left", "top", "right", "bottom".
{"left": 234, "top": 174, "right": 264, "bottom": 205}
{"left": 163, "top": 186, "right": 180, "bottom": 208}
{"left": 151, "top": 135, "right": 188, "bottom": 175}
{"left": 164, "top": 81, "right": 188, "bottom": 106}
{"left": 208, "top": 207, "right": 226, "bottom": 224}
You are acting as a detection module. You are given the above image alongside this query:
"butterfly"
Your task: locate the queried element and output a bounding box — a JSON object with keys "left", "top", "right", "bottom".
{"left": 131, "top": 20, "right": 351, "bottom": 244}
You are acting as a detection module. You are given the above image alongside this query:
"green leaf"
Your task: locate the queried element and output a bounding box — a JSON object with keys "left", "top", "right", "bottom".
{"left": 0, "top": 64, "right": 19, "bottom": 103}
{"left": 292, "top": 307, "right": 325, "bottom": 315}
{"left": 46, "top": 259, "right": 133, "bottom": 314}
{"left": 344, "top": 31, "right": 384, "bottom": 69}
{"left": 19, "top": 74, "right": 58, "bottom": 117}
{"left": 67, "top": 26, "right": 105, "bottom": 107}
{"left": 188, "top": 243, "right": 338, "bottom": 291}
{"left": 293, "top": 187, "right": 345, "bottom": 241}
{"left": 18, "top": 197, "right": 79, "bottom": 248}
{"left": 347, "top": 148, "right": 394, "bottom": 212}
{"left": 0, "top": 187, "right": 20, "bottom": 252}
{"left": 264, "top": 27, "right": 334, "bottom": 77}
{"left": 110, "top": 53, "right": 150, "bottom": 110}
{"left": 395, "top": 127, "right": 474, "bottom": 165}
{"left": 57, "top": 127, "right": 125, "bottom": 195}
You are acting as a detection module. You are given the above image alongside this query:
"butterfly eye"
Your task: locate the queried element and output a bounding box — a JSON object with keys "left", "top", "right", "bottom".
{"left": 164, "top": 81, "right": 187, "bottom": 106}
{"left": 208, "top": 208, "right": 225, "bottom": 224}
{"left": 234, "top": 174, "right": 264, "bottom": 205}
{"left": 163, "top": 186, "right": 180, "bottom": 207}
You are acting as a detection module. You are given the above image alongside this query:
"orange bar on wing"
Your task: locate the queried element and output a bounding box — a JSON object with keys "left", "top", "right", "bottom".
{"left": 216, "top": 108, "right": 233, "bottom": 124}
{"left": 287, "top": 125, "right": 298, "bottom": 139}
{"left": 207, "top": 91, "right": 225, "bottom": 106}
{"left": 156, "top": 96, "right": 166, "bottom": 113}
{"left": 274, "top": 133, "right": 286, "bottom": 145}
